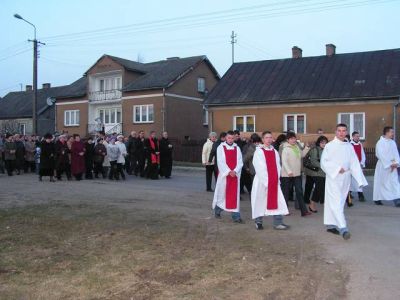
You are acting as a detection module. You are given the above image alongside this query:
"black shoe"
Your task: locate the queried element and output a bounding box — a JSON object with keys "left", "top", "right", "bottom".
{"left": 233, "top": 218, "right": 244, "bottom": 224}
{"left": 342, "top": 231, "right": 351, "bottom": 240}
{"left": 206, "top": 189, "right": 214, "bottom": 192}
{"left": 327, "top": 228, "right": 340, "bottom": 235}
{"left": 214, "top": 213, "right": 221, "bottom": 219}
{"left": 375, "top": 200, "right": 383, "bottom": 205}
{"left": 255, "top": 223, "right": 264, "bottom": 230}
{"left": 358, "top": 193, "right": 366, "bottom": 202}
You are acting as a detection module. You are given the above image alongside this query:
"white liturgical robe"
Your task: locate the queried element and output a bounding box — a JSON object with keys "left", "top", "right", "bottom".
{"left": 321, "top": 137, "right": 368, "bottom": 229}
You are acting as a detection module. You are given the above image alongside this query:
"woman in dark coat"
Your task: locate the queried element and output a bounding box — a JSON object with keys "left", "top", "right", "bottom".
{"left": 39, "top": 133, "right": 56, "bottom": 182}
{"left": 84, "top": 137, "right": 95, "bottom": 179}
{"left": 159, "top": 131, "right": 173, "bottom": 178}
{"left": 71, "top": 134, "right": 85, "bottom": 181}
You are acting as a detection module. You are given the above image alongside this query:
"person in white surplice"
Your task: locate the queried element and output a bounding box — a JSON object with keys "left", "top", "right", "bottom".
{"left": 212, "top": 131, "right": 244, "bottom": 223}
{"left": 373, "top": 126, "right": 400, "bottom": 207}
{"left": 251, "top": 131, "right": 289, "bottom": 230}
{"left": 321, "top": 124, "right": 368, "bottom": 240}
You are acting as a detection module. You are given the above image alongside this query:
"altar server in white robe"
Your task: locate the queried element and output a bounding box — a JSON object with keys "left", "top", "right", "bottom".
{"left": 321, "top": 124, "right": 368, "bottom": 240}
{"left": 350, "top": 131, "right": 367, "bottom": 202}
{"left": 373, "top": 126, "right": 400, "bottom": 207}
{"left": 212, "top": 131, "right": 244, "bottom": 223}
{"left": 251, "top": 131, "right": 289, "bottom": 230}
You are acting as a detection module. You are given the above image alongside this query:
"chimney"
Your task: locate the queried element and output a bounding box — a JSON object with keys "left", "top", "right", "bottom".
{"left": 292, "top": 46, "right": 302, "bottom": 59}
{"left": 26, "top": 85, "right": 32, "bottom": 91}
{"left": 42, "top": 83, "right": 51, "bottom": 89}
{"left": 326, "top": 44, "right": 336, "bottom": 56}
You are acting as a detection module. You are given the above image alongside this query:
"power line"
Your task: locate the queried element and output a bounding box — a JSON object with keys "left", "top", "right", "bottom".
{"left": 0, "top": 48, "right": 32, "bottom": 62}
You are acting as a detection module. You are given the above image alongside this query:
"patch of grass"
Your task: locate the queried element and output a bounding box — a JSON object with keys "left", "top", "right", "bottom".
{"left": 0, "top": 204, "right": 346, "bottom": 299}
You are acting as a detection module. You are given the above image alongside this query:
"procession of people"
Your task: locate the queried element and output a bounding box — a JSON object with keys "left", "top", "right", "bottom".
{"left": 203, "top": 124, "right": 400, "bottom": 241}
{"left": 0, "top": 130, "right": 174, "bottom": 182}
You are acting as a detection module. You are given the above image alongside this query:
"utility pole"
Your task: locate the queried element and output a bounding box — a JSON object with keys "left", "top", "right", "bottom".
{"left": 14, "top": 14, "right": 45, "bottom": 135}
{"left": 230, "top": 30, "right": 237, "bottom": 65}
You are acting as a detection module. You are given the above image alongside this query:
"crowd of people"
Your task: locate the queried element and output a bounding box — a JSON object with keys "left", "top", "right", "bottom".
{"left": 0, "top": 130, "right": 174, "bottom": 182}
{"left": 202, "top": 126, "right": 400, "bottom": 240}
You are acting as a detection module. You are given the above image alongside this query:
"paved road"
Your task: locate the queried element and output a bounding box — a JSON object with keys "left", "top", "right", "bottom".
{"left": 0, "top": 168, "right": 399, "bottom": 299}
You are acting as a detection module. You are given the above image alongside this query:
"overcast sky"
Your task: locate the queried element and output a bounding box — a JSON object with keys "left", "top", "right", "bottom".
{"left": 1, "top": 0, "right": 399, "bottom": 97}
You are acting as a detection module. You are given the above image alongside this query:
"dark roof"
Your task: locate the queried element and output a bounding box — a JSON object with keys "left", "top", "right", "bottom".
{"left": 204, "top": 48, "right": 400, "bottom": 106}
{"left": 122, "top": 55, "right": 219, "bottom": 91}
{"left": 0, "top": 77, "right": 87, "bottom": 119}
{"left": 86, "top": 54, "right": 147, "bottom": 74}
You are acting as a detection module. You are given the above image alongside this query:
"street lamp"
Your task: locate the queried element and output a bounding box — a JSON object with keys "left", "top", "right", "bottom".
{"left": 14, "top": 13, "right": 39, "bottom": 135}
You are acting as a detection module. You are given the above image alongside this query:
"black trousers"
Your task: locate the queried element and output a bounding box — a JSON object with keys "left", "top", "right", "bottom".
{"left": 5, "top": 160, "right": 15, "bottom": 176}
{"left": 94, "top": 162, "right": 105, "bottom": 178}
{"left": 146, "top": 162, "right": 159, "bottom": 180}
{"left": 117, "top": 163, "right": 125, "bottom": 179}
{"left": 128, "top": 154, "right": 137, "bottom": 175}
{"left": 303, "top": 175, "right": 315, "bottom": 204}
{"left": 311, "top": 176, "right": 325, "bottom": 204}
{"left": 205, "top": 165, "right": 217, "bottom": 190}
{"left": 24, "top": 160, "right": 36, "bottom": 173}
{"left": 56, "top": 163, "right": 71, "bottom": 180}
{"left": 160, "top": 157, "right": 172, "bottom": 178}
{"left": 109, "top": 161, "right": 118, "bottom": 179}
{"left": 136, "top": 155, "right": 145, "bottom": 177}
{"left": 241, "top": 170, "right": 253, "bottom": 194}
{"left": 281, "top": 176, "right": 308, "bottom": 215}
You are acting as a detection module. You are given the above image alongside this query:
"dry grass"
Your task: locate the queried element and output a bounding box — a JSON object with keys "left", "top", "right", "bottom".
{"left": 0, "top": 203, "right": 346, "bottom": 299}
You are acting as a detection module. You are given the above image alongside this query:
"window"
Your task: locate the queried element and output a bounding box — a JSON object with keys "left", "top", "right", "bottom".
{"left": 97, "top": 76, "right": 122, "bottom": 92}
{"left": 64, "top": 110, "right": 80, "bottom": 126}
{"left": 338, "top": 112, "right": 365, "bottom": 139}
{"left": 284, "top": 114, "right": 306, "bottom": 134}
{"left": 133, "top": 105, "right": 154, "bottom": 123}
{"left": 233, "top": 115, "right": 255, "bottom": 132}
{"left": 197, "top": 77, "right": 206, "bottom": 93}
{"left": 98, "top": 108, "right": 122, "bottom": 125}
{"left": 203, "top": 107, "right": 208, "bottom": 125}
{"left": 19, "top": 123, "right": 26, "bottom": 135}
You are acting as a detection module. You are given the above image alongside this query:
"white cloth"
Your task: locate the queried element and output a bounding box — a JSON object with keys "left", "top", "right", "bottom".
{"left": 116, "top": 141, "right": 127, "bottom": 164}
{"left": 373, "top": 136, "right": 400, "bottom": 201}
{"left": 321, "top": 137, "right": 368, "bottom": 229}
{"left": 212, "top": 142, "right": 243, "bottom": 212}
{"left": 202, "top": 139, "right": 214, "bottom": 165}
{"left": 350, "top": 140, "right": 366, "bottom": 192}
{"left": 251, "top": 146, "right": 289, "bottom": 218}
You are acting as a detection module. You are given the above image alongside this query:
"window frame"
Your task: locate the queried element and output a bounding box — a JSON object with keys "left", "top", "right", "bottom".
{"left": 197, "top": 77, "right": 206, "bottom": 93}
{"left": 233, "top": 115, "right": 256, "bottom": 133}
{"left": 283, "top": 113, "right": 307, "bottom": 134}
{"left": 133, "top": 104, "right": 155, "bottom": 124}
{"left": 64, "top": 110, "right": 80, "bottom": 126}
{"left": 337, "top": 112, "right": 366, "bottom": 139}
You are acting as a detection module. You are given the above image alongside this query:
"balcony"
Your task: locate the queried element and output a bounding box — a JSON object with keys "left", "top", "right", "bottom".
{"left": 89, "top": 89, "right": 122, "bottom": 102}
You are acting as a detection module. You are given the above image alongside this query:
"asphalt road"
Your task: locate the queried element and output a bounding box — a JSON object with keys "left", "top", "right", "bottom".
{"left": 0, "top": 168, "right": 399, "bottom": 300}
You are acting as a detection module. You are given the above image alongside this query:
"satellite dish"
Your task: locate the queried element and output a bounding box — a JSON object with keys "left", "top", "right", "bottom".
{"left": 46, "top": 97, "right": 56, "bottom": 106}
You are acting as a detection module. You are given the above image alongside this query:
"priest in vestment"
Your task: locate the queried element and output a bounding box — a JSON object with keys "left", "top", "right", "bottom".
{"left": 212, "top": 131, "right": 243, "bottom": 223}
{"left": 373, "top": 126, "right": 400, "bottom": 207}
{"left": 251, "top": 131, "right": 289, "bottom": 230}
{"left": 350, "top": 131, "right": 367, "bottom": 202}
{"left": 321, "top": 124, "right": 368, "bottom": 240}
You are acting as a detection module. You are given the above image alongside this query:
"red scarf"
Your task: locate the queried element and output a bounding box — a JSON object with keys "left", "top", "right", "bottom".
{"left": 149, "top": 138, "right": 159, "bottom": 164}
{"left": 262, "top": 148, "right": 278, "bottom": 210}
{"left": 223, "top": 145, "right": 238, "bottom": 209}
{"left": 352, "top": 143, "right": 362, "bottom": 162}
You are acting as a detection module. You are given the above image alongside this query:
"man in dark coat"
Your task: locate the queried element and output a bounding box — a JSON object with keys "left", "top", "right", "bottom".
{"left": 14, "top": 134, "right": 25, "bottom": 175}
{"left": 84, "top": 137, "right": 95, "bottom": 179}
{"left": 93, "top": 138, "right": 107, "bottom": 178}
{"left": 136, "top": 130, "right": 146, "bottom": 177}
{"left": 3, "top": 133, "right": 16, "bottom": 176}
{"left": 144, "top": 131, "right": 159, "bottom": 180}
{"left": 55, "top": 135, "right": 71, "bottom": 180}
{"left": 39, "top": 133, "right": 56, "bottom": 182}
{"left": 126, "top": 131, "right": 138, "bottom": 175}
{"left": 159, "top": 131, "right": 173, "bottom": 178}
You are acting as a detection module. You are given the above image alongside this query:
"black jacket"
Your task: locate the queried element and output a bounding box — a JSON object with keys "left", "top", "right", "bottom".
{"left": 40, "top": 141, "right": 55, "bottom": 170}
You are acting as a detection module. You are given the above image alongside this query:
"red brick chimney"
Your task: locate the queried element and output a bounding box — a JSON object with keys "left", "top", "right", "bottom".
{"left": 292, "top": 46, "right": 302, "bottom": 59}
{"left": 26, "top": 85, "right": 32, "bottom": 91}
{"left": 326, "top": 44, "right": 336, "bottom": 56}
{"left": 42, "top": 83, "right": 51, "bottom": 89}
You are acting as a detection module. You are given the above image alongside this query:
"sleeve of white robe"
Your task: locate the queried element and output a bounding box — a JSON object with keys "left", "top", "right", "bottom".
{"left": 217, "top": 144, "right": 230, "bottom": 177}
{"left": 349, "top": 147, "right": 368, "bottom": 188}
{"left": 376, "top": 140, "right": 394, "bottom": 169}
{"left": 234, "top": 146, "right": 243, "bottom": 176}
{"left": 253, "top": 149, "right": 268, "bottom": 187}
{"left": 360, "top": 144, "right": 366, "bottom": 168}
{"left": 321, "top": 143, "right": 342, "bottom": 179}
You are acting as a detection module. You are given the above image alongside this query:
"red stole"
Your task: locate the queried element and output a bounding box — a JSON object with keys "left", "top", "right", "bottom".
{"left": 262, "top": 148, "right": 278, "bottom": 210}
{"left": 149, "top": 138, "right": 159, "bottom": 164}
{"left": 352, "top": 143, "right": 362, "bottom": 162}
{"left": 223, "top": 145, "right": 238, "bottom": 209}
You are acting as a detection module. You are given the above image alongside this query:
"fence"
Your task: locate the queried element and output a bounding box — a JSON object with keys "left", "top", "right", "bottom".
{"left": 171, "top": 138, "right": 379, "bottom": 169}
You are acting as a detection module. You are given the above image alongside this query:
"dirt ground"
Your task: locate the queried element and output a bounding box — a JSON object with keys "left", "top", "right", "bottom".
{"left": 0, "top": 170, "right": 349, "bottom": 299}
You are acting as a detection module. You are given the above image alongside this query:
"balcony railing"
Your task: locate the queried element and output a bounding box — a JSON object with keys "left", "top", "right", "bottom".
{"left": 89, "top": 89, "right": 122, "bottom": 102}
